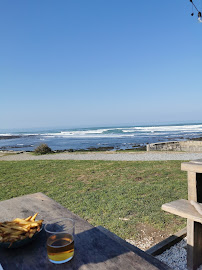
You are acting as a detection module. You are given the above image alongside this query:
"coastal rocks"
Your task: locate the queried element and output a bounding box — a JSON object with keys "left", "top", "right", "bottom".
{"left": 86, "top": 146, "right": 114, "bottom": 151}
{"left": 190, "top": 137, "right": 202, "bottom": 141}
{"left": 53, "top": 147, "right": 115, "bottom": 152}
{"left": 0, "top": 145, "right": 33, "bottom": 150}
{"left": 0, "top": 135, "right": 22, "bottom": 140}
{"left": 0, "top": 145, "right": 147, "bottom": 153}
{"left": 0, "top": 135, "right": 35, "bottom": 140}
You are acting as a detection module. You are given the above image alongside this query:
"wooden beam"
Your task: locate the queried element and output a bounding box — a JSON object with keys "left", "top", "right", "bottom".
{"left": 162, "top": 199, "right": 202, "bottom": 224}
{"left": 146, "top": 227, "right": 187, "bottom": 256}
{"left": 181, "top": 161, "right": 202, "bottom": 173}
{"left": 188, "top": 171, "right": 197, "bottom": 201}
{"left": 187, "top": 220, "right": 202, "bottom": 270}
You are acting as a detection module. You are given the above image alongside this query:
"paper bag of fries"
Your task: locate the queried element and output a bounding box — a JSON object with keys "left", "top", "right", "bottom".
{"left": 0, "top": 213, "right": 43, "bottom": 248}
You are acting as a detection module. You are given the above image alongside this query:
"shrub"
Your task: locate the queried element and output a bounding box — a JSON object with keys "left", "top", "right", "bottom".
{"left": 34, "top": 143, "right": 52, "bottom": 155}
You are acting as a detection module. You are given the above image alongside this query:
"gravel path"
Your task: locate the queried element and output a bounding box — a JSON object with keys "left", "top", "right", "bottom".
{"left": 156, "top": 238, "right": 202, "bottom": 270}
{"left": 1, "top": 151, "right": 202, "bottom": 161}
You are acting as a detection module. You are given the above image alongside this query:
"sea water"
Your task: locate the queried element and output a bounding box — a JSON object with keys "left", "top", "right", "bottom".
{"left": 0, "top": 123, "right": 202, "bottom": 152}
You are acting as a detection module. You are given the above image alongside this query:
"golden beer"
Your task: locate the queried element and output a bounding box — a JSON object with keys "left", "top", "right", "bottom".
{"left": 47, "top": 233, "right": 74, "bottom": 263}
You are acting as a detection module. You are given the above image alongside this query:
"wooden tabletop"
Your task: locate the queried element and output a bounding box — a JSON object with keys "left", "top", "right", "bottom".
{"left": 0, "top": 193, "right": 171, "bottom": 270}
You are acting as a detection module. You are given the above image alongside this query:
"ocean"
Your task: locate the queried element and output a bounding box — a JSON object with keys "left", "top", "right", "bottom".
{"left": 1, "top": 123, "right": 202, "bottom": 152}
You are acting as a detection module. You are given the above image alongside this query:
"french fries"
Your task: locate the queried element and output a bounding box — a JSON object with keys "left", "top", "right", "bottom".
{"left": 0, "top": 213, "right": 43, "bottom": 247}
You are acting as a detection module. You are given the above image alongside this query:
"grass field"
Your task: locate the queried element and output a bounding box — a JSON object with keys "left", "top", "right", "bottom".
{"left": 0, "top": 160, "right": 187, "bottom": 242}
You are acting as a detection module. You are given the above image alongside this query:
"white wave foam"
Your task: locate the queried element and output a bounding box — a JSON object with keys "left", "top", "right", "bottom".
{"left": 2, "top": 124, "right": 202, "bottom": 139}
{"left": 122, "top": 124, "right": 202, "bottom": 133}
{"left": 138, "top": 125, "right": 202, "bottom": 132}
{"left": 32, "top": 124, "right": 202, "bottom": 139}
{"left": 0, "top": 133, "right": 40, "bottom": 136}
{"left": 43, "top": 128, "right": 114, "bottom": 137}
{"left": 43, "top": 133, "right": 135, "bottom": 138}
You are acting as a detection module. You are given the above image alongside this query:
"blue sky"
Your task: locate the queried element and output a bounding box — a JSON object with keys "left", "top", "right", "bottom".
{"left": 1, "top": 0, "right": 202, "bottom": 129}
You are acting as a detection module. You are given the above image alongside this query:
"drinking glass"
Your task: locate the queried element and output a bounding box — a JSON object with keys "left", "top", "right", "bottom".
{"left": 44, "top": 218, "right": 75, "bottom": 264}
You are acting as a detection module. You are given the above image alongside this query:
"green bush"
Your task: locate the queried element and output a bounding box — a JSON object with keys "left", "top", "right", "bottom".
{"left": 34, "top": 143, "right": 52, "bottom": 155}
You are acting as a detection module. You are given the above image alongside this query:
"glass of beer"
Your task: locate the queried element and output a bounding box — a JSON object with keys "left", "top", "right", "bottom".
{"left": 44, "top": 218, "right": 75, "bottom": 264}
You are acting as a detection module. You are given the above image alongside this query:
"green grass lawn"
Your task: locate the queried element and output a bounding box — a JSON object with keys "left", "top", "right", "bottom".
{"left": 0, "top": 160, "right": 187, "bottom": 240}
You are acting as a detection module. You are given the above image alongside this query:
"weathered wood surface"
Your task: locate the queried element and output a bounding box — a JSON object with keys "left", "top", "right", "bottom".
{"left": 97, "top": 226, "right": 171, "bottom": 270}
{"left": 0, "top": 193, "right": 169, "bottom": 270}
{"left": 162, "top": 199, "right": 202, "bottom": 224}
{"left": 187, "top": 220, "right": 202, "bottom": 270}
{"left": 181, "top": 160, "right": 202, "bottom": 173}
{"left": 188, "top": 171, "right": 197, "bottom": 201}
{"left": 146, "top": 227, "right": 187, "bottom": 256}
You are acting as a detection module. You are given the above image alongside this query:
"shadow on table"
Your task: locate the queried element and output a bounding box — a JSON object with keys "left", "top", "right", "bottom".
{"left": 0, "top": 227, "right": 169, "bottom": 270}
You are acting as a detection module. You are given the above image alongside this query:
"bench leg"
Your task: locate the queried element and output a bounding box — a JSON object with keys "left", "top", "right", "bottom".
{"left": 187, "top": 219, "right": 202, "bottom": 270}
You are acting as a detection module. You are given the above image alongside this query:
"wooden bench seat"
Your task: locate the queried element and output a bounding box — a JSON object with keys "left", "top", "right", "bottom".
{"left": 162, "top": 199, "right": 202, "bottom": 224}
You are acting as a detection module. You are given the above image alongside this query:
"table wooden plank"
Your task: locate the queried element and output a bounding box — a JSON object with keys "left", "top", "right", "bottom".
{"left": 97, "top": 226, "right": 172, "bottom": 270}
{"left": 0, "top": 193, "right": 169, "bottom": 270}
{"left": 162, "top": 199, "right": 202, "bottom": 224}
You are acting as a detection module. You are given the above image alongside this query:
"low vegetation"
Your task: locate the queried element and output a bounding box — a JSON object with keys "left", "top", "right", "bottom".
{"left": 34, "top": 143, "right": 52, "bottom": 155}
{"left": 0, "top": 160, "right": 187, "bottom": 241}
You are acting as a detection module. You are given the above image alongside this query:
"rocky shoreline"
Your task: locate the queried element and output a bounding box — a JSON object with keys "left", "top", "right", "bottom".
{"left": 0, "top": 145, "right": 147, "bottom": 153}
{"left": 0, "top": 135, "right": 36, "bottom": 140}
{"left": 0, "top": 134, "right": 146, "bottom": 152}
{"left": 0, "top": 134, "right": 201, "bottom": 153}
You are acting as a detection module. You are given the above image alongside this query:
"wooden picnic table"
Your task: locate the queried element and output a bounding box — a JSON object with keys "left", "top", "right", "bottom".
{"left": 0, "top": 193, "right": 171, "bottom": 270}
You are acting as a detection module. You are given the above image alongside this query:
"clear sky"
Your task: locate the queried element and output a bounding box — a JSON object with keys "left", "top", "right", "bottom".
{"left": 1, "top": 0, "right": 202, "bottom": 129}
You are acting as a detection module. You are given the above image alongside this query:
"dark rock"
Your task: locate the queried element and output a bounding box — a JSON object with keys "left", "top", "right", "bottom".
{"left": 0, "top": 135, "right": 22, "bottom": 140}
{"left": 190, "top": 137, "right": 202, "bottom": 141}
{"left": 0, "top": 145, "right": 33, "bottom": 150}
{"left": 0, "top": 135, "right": 35, "bottom": 140}
{"left": 86, "top": 146, "right": 114, "bottom": 151}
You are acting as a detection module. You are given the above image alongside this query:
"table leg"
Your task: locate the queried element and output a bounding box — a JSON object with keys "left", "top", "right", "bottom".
{"left": 187, "top": 219, "right": 202, "bottom": 270}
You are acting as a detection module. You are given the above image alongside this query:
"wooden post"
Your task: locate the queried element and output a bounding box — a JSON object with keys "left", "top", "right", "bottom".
{"left": 187, "top": 172, "right": 197, "bottom": 201}
{"left": 187, "top": 220, "right": 202, "bottom": 270}
{"left": 182, "top": 161, "right": 202, "bottom": 270}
